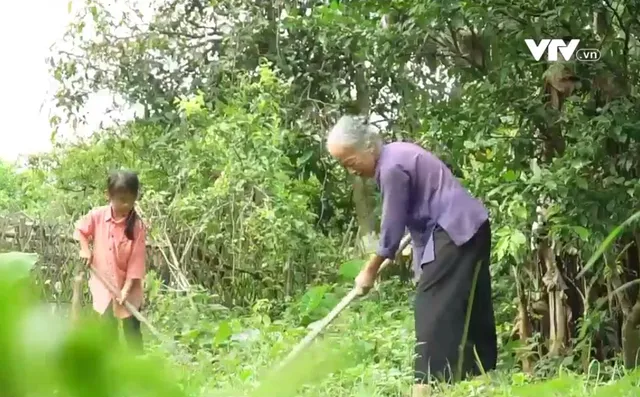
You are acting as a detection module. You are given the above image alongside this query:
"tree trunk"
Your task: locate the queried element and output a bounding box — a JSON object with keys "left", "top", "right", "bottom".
{"left": 352, "top": 177, "right": 376, "bottom": 253}
{"left": 350, "top": 39, "right": 377, "bottom": 255}
{"left": 540, "top": 239, "right": 567, "bottom": 356}
{"left": 535, "top": 64, "right": 574, "bottom": 358}
{"left": 512, "top": 264, "right": 535, "bottom": 372}
{"left": 622, "top": 234, "right": 640, "bottom": 368}
{"left": 622, "top": 300, "right": 640, "bottom": 368}
{"left": 517, "top": 289, "right": 534, "bottom": 372}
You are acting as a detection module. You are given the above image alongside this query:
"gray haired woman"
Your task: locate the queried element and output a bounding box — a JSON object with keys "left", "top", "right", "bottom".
{"left": 326, "top": 115, "right": 497, "bottom": 396}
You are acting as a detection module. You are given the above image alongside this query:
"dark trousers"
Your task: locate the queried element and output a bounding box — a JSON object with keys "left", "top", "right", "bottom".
{"left": 102, "top": 303, "right": 144, "bottom": 352}
{"left": 414, "top": 220, "right": 497, "bottom": 384}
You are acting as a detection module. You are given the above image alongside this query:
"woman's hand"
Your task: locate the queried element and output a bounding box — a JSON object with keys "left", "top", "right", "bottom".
{"left": 354, "top": 254, "right": 386, "bottom": 296}
{"left": 354, "top": 266, "right": 377, "bottom": 296}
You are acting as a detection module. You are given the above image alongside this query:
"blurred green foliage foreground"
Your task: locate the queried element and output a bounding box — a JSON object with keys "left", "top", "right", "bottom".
{"left": 1, "top": 250, "right": 640, "bottom": 397}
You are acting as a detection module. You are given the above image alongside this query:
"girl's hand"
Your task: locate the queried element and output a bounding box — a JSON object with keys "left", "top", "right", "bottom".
{"left": 79, "top": 250, "right": 92, "bottom": 266}
{"left": 118, "top": 288, "right": 129, "bottom": 304}
{"left": 118, "top": 279, "right": 133, "bottom": 304}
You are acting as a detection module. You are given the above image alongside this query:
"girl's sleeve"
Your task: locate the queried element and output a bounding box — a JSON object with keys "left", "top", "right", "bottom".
{"left": 126, "top": 223, "right": 147, "bottom": 280}
{"left": 73, "top": 210, "right": 96, "bottom": 241}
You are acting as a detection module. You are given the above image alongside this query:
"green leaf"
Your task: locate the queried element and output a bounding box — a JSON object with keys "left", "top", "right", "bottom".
{"left": 530, "top": 159, "right": 541, "bottom": 179}
{"left": 300, "top": 285, "right": 329, "bottom": 315}
{"left": 512, "top": 204, "right": 528, "bottom": 220}
{"left": 0, "top": 252, "right": 38, "bottom": 283}
{"left": 214, "top": 321, "right": 232, "bottom": 346}
{"left": 511, "top": 230, "right": 527, "bottom": 247}
{"left": 577, "top": 210, "right": 640, "bottom": 278}
{"left": 576, "top": 177, "right": 588, "bottom": 190}
{"left": 503, "top": 170, "right": 517, "bottom": 182}
{"left": 297, "top": 151, "right": 314, "bottom": 166}
{"left": 572, "top": 226, "right": 590, "bottom": 241}
{"left": 494, "top": 236, "right": 509, "bottom": 261}
{"left": 544, "top": 180, "right": 558, "bottom": 190}
{"left": 338, "top": 259, "right": 365, "bottom": 280}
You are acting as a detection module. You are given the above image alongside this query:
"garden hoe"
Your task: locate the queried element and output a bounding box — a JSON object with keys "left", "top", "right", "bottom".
{"left": 87, "top": 266, "right": 163, "bottom": 339}
{"left": 85, "top": 265, "right": 192, "bottom": 359}
{"left": 71, "top": 262, "right": 84, "bottom": 324}
{"left": 274, "top": 233, "right": 411, "bottom": 371}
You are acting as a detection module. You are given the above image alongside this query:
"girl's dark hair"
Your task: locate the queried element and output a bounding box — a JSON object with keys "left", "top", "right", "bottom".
{"left": 107, "top": 169, "right": 140, "bottom": 241}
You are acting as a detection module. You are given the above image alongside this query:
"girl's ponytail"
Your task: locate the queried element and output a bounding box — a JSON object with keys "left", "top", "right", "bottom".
{"left": 124, "top": 209, "right": 138, "bottom": 241}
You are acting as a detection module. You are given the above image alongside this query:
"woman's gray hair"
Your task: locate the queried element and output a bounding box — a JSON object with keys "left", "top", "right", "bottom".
{"left": 326, "top": 115, "right": 382, "bottom": 152}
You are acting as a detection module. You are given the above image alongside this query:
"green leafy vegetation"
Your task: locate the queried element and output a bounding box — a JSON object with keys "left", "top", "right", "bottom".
{"left": 2, "top": 0, "right": 640, "bottom": 395}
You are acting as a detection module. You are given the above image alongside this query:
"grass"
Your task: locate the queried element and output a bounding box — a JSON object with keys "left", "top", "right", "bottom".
{"left": 140, "top": 277, "right": 640, "bottom": 397}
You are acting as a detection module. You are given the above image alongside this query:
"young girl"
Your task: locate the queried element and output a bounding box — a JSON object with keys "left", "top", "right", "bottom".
{"left": 73, "top": 170, "right": 146, "bottom": 351}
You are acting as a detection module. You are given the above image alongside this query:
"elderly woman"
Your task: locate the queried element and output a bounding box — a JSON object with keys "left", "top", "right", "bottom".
{"left": 326, "top": 116, "right": 497, "bottom": 395}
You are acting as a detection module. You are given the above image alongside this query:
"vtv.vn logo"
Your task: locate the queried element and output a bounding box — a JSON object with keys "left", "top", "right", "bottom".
{"left": 525, "top": 39, "right": 601, "bottom": 62}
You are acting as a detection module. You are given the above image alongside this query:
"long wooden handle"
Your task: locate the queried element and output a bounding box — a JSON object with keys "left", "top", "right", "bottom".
{"left": 88, "top": 266, "right": 163, "bottom": 339}
{"left": 275, "top": 234, "right": 412, "bottom": 370}
{"left": 70, "top": 264, "right": 84, "bottom": 324}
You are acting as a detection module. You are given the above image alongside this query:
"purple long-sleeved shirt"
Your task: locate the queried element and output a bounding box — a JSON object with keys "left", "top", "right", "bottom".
{"left": 374, "top": 142, "right": 489, "bottom": 278}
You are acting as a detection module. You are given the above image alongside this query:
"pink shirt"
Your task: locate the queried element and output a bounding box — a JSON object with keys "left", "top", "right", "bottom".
{"left": 73, "top": 205, "right": 146, "bottom": 319}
